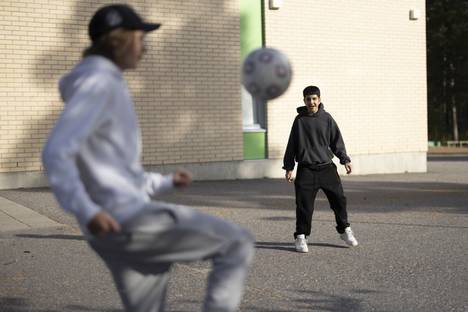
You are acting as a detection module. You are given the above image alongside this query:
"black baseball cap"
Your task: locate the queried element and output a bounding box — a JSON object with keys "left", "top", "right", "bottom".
{"left": 89, "top": 4, "right": 161, "bottom": 42}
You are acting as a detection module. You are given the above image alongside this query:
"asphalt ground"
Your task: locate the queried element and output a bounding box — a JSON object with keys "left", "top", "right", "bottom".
{"left": 0, "top": 155, "right": 467, "bottom": 312}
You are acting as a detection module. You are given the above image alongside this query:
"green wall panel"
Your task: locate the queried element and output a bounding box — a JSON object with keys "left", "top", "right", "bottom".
{"left": 241, "top": 1, "right": 266, "bottom": 160}
{"left": 240, "top": 0, "right": 262, "bottom": 60}
{"left": 243, "top": 131, "right": 266, "bottom": 159}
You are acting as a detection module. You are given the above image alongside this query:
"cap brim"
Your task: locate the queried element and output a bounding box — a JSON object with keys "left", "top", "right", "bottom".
{"left": 142, "top": 23, "right": 161, "bottom": 32}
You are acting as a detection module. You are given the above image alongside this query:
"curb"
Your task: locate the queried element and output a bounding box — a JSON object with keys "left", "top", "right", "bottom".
{"left": 0, "top": 196, "right": 60, "bottom": 232}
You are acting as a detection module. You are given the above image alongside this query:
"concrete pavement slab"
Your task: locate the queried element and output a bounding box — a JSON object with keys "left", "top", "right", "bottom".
{"left": 0, "top": 196, "right": 59, "bottom": 232}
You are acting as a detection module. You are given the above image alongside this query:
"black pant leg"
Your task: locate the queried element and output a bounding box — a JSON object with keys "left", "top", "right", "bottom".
{"left": 319, "top": 164, "right": 350, "bottom": 234}
{"left": 294, "top": 167, "right": 319, "bottom": 238}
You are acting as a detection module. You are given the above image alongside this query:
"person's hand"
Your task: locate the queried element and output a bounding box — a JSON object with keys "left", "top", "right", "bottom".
{"left": 87, "top": 211, "right": 121, "bottom": 237}
{"left": 173, "top": 168, "right": 192, "bottom": 188}
{"left": 285, "top": 170, "right": 293, "bottom": 183}
{"left": 344, "top": 162, "right": 352, "bottom": 174}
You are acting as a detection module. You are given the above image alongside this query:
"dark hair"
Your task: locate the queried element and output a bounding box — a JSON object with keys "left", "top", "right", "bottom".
{"left": 303, "top": 86, "right": 321, "bottom": 97}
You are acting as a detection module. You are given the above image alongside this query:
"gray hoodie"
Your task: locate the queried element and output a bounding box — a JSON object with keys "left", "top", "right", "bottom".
{"left": 42, "top": 56, "right": 173, "bottom": 233}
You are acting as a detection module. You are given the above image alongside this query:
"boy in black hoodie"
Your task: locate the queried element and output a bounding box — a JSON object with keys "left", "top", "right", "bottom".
{"left": 283, "top": 86, "right": 358, "bottom": 253}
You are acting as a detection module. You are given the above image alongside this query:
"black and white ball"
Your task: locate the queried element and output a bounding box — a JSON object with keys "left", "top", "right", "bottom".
{"left": 242, "top": 47, "right": 292, "bottom": 100}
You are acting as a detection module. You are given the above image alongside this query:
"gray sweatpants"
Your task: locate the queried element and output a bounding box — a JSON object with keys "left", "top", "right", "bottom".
{"left": 88, "top": 202, "right": 255, "bottom": 312}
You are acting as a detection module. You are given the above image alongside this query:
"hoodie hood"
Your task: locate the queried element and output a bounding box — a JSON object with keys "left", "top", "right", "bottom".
{"left": 296, "top": 103, "right": 324, "bottom": 116}
{"left": 59, "top": 55, "right": 122, "bottom": 102}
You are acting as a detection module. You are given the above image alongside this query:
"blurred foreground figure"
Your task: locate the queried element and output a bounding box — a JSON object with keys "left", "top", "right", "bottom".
{"left": 42, "top": 4, "right": 254, "bottom": 311}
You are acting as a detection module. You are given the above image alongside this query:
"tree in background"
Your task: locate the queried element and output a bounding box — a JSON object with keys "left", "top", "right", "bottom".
{"left": 427, "top": 0, "right": 468, "bottom": 142}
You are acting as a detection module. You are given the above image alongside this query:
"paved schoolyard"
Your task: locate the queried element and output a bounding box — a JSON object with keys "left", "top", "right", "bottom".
{"left": 1, "top": 155, "right": 467, "bottom": 311}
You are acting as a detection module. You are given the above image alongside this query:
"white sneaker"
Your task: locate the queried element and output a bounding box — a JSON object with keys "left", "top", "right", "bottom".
{"left": 340, "top": 227, "right": 358, "bottom": 247}
{"left": 295, "top": 234, "right": 309, "bottom": 253}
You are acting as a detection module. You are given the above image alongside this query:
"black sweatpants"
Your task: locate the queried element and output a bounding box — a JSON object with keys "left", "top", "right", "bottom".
{"left": 294, "top": 163, "right": 350, "bottom": 238}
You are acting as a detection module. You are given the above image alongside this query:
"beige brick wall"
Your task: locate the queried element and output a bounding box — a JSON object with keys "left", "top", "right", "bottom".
{"left": 264, "top": 0, "right": 427, "bottom": 160}
{"left": 0, "top": 0, "right": 242, "bottom": 174}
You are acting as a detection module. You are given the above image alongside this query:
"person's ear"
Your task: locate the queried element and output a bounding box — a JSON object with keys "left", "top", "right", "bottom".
{"left": 109, "top": 36, "right": 120, "bottom": 49}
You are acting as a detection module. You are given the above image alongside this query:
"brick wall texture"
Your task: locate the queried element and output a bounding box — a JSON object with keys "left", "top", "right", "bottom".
{"left": 0, "top": 0, "right": 427, "bottom": 174}
{"left": 0, "top": 0, "right": 242, "bottom": 173}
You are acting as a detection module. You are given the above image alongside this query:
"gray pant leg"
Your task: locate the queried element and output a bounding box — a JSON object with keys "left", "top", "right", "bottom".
{"left": 108, "top": 262, "right": 170, "bottom": 312}
{"left": 89, "top": 202, "right": 255, "bottom": 312}
{"left": 203, "top": 237, "right": 254, "bottom": 312}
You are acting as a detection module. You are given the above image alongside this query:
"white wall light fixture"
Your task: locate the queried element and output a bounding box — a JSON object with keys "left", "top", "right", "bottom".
{"left": 409, "top": 9, "right": 420, "bottom": 20}
{"left": 269, "top": 0, "right": 283, "bottom": 10}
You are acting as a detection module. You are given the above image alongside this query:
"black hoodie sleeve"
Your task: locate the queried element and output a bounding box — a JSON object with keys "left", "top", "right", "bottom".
{"left": 283, "top": 118, "right": 298, "bottom": 170}
{"left": 329, "top": 116, "right": 351, "bottom": 164}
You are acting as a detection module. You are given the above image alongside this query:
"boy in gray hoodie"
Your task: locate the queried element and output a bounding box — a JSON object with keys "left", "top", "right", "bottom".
{"left": 42, "top": 4, "right": 254, "bottom": 311}
{"left": 283, "top": 86, "right": 358, "bottom": 253}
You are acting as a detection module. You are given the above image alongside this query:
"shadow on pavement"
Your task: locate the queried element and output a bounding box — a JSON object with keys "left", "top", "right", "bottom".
{"left": 0, "top": 297, "right": 122, "bottom": 312}
{"left": 255, "top": 241, "right": 347, "bottom": 252}
{"left": 428, "top": 154, "right": 468, "bottom": 162}
{"left": 255, "top": 241, "right": 296, "bottom": 252}
{"left": 15, "top": 234, "right": 85, "bottom": 241}
{"left": 156, "top": 179, "right": 468, "bottom": 215}
{"left": 244, "top": 289, "right": 378, "bottom": 311}
{"left": 166, "top": 299, "right": 201, "bottom": 312}
{"left": 262, "top": 216, "right": 295, "bottom": 221}
{"left": 339, "top": 219, "right": 468, "bottom": 229}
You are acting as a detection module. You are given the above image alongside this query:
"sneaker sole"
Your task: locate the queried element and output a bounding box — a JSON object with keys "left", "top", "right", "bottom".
{"left": 340, "top": 235, "right": 358, "bottom": 247}
{"left": 341, "top": 240, "right": 358, "bottom": 247}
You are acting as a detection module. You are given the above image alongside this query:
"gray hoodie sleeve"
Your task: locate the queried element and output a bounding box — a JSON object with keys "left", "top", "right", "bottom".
{"left": 42, "top": 74, "right": 111, "bottom": 226}
{"left": 329, "top": 116, "right": 351, "bottom": 164}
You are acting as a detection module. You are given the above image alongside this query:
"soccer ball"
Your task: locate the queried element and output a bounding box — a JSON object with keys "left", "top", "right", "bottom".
{"left": 242, "top": 47, "right": 292, "bottom": 100}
